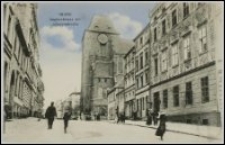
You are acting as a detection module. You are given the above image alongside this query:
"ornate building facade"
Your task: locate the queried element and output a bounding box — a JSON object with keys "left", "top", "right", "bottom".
{"left": 3, "top": 3, "right": 44, "bottom": 118}
{"left": 149, "top": 3, "right": 222, "bottom": 126}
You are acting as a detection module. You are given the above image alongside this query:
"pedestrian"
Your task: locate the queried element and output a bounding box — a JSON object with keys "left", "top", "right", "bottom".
{"left": 63, "top": 108, "right": 72, "bottom": 133}
{"left": 45, "top": 102, "right": 57, "bottom": 129}
{"left": 37, "top": 109, "right": 42, "bottom": 121}
{"left": 97, "top": 113, "right": 100, "bottom": 121}
{"left": 133, "top": 109, "right": 137, "bottom": 120}
{"left": 115, "top": 106, "right": 119, "bottom": 124}
{"left": 155, "top": 114, "right": 167, "bottom": 141}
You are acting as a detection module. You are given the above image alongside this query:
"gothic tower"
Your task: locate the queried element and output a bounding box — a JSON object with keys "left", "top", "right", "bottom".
{"left": 81, "top": 15, "right": 134, "bottom": 118}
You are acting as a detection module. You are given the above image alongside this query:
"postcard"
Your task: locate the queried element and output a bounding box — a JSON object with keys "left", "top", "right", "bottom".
{"left": 1, "top": 1, "right": 224, "bottom": 144}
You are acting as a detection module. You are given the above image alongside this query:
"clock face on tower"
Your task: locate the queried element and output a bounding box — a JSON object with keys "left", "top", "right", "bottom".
{"left": 98, "top": 34, "right": 108, "bottom": 44}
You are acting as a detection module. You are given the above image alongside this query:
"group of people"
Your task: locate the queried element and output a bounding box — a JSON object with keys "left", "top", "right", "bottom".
{"left": 44, "top": 102, "right": 166, "bottom": 140}
{"left": 44, "top": 102, "right": 71, "bottom": 133}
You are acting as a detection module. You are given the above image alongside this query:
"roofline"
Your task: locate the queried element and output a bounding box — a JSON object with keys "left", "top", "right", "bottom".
{"left": 124, "top": 46, "right": 135, "bottom": 58}
{"left": 149, "top": 3, "right": 163, "bottom": 18}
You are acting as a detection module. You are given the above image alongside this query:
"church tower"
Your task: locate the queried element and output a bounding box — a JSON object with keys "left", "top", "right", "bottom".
{"left": 81, "top": 15, "right": 134, "bottom": 118}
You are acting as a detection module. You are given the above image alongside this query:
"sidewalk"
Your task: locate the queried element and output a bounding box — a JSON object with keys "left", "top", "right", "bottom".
{"left": 109, "top": 119, "right": 222, "bottom": 139}
{"left": 3, "top": 117, "right": 75, "bottom": 143}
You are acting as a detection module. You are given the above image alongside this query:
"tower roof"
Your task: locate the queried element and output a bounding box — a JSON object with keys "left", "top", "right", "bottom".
{"left": 88, "top": 15, "right": 119, "bottom": 34}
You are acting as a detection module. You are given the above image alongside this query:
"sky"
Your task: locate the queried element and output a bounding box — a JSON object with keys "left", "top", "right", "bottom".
{"left": 37, "top": 2, "right": 156, "bottom": 109}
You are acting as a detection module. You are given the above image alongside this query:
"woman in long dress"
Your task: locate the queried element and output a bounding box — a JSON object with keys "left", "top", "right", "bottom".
{"left": 155, "top": 114, "right": 167, "bottom": 140}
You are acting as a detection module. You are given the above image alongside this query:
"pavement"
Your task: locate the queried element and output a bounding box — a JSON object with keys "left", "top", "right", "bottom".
{"left": 2, "top": 117, "right": 223, "bottom": 143}
{"left": 108, "top": 119, "right": 223, "bottom": 140}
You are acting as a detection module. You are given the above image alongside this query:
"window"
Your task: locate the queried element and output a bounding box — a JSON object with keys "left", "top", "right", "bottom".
{"left": 184, "top": 36, "right": 191, "bottom": 61}
{"left": 163, "top": 90, "right": 168, "bottom": 109}
{"left": 135, "top": 58, "right": 139, "bottom": 71}
{"left": 201, "top": 77, "right": 209, "bottom": 103}
{"left": 18, "top": 46, "right": 22, "bottom": 64}
{"left": 7, "top": 15, "right": 11, "bottom": 36}
{"left": 187, "top": 119, "right": 192, "bottom": 124}
{"left": 105, "top": 78, "right": 107, "bottom": 83}
{"left": 145, "top": 51, "right": 149, "bottom": 65}
{"left": 183, "top": 3, "right": 189, "bottom": 18}
{"left": 172, "top": 44, "right": 179, "bottom": 66}
{"left": 161, "top": 50, "right": 167, "bottom": 72}
{"left": 140, "top": 37, "right": 143, "bottom": 45}
{"left": 162, "top": 19, "right": 166, "bottom": 35}
{"left": 173, "top": 86, "right": 179, "bottom": 107}
{"left": 138, "top": 77, "right": 141, "bottom": 88}
{"left": 145, "top": 72, "right": 149, "bottom": 84}
{"left": 172, "top": 10, "right": 177, "bottom": 27}
{"left": 186, "top": 82, "right": 193, "bottom": 105}
{"left": 154, "top": 58, "right": 158, "bottom": 75}
{"left": 162, "top": 7, "right": 166, "bottom": 13}
{"left": 142, "top": 98, "right": 145, "bottom": 110}
{"left": 202, "top": 119, "right": 209, "bottom": 125}
{"left": 14, "top": 37, "right": 19, "bottom": 58}
{"left": 98, "top": 78, "right": 101, "bottom": 82}
{"left": 153, "top": 92, "right": 160, "bottom": 112}
{"left": 154, "top": 28, "right": 157, "bottom": 41}
{"left": 199, "top": 25, "right": 207, "bottom": 53}
{"left": 136, "top": 78, "right": 139, "bottom": 89}
{"left": 140, "top": 53, "right": 143, "bottom": 69}
{"left": 141, "top": 75, "right": 144, "bottom": 87}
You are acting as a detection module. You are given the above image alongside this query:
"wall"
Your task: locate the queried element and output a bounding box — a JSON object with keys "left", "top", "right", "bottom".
{"left": 150, "top": 64, "right": 219, "bottom": 126}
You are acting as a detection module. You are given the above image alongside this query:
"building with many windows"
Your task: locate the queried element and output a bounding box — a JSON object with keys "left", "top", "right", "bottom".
{"left": 149, "top": 3, "right": 222, "bottom": 126}
{"left": 124, "top": 47, "right": 136, "bottom": 119}
{"left": 3, "top": 3, "right": 44, "bottom": 118}
{"left": 134, "top": 23, "right": 151, "bottom": 119}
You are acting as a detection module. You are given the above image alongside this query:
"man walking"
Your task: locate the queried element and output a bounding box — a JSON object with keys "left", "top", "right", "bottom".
{"left": 63, "top": 108, "right": 71, "bottom": 133}
{"left": 45, "top": 102, "right": 57, "bottom": 129}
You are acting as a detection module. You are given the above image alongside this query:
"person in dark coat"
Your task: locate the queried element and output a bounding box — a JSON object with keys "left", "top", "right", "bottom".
{"left": 63, "top": 109, "right": 71, "bottom": 133}
{"left": 155, "top": 114, "right": 167, "bottom": 140}
{"left": 45, "top": 102, "right": 57, "bottom": 129}
{"left": 115, "top": 107, "right": 119, "bottom": 124}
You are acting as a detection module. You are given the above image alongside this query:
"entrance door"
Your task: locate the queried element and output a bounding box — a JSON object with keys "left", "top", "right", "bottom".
{"left": 153, "top": 92, "right": 160, "bottom": 113}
